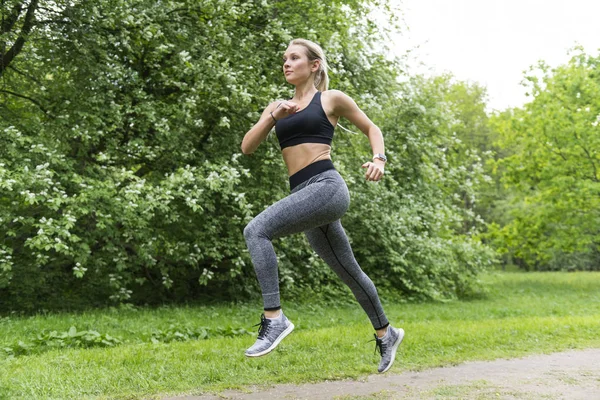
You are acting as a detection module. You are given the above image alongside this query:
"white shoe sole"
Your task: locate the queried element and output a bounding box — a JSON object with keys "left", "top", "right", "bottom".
{"left": 379, "top": 327, "right": 405, "bottom": 373}
{"left": 245, "top": 322, "right": 295, "bottom": 357}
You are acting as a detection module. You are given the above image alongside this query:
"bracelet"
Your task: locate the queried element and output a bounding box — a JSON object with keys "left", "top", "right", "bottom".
{"left": 270, "top": 112, "right": 278, "bottom": 123}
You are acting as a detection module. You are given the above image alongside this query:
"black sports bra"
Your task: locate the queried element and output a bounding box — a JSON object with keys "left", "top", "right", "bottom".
{"left": 275, "top": 91, "right": 335, "bottom": 150}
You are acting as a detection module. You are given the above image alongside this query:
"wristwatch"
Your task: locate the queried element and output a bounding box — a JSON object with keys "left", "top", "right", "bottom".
{"left": 373, "top": 153, "right": 387, "bottom": 162}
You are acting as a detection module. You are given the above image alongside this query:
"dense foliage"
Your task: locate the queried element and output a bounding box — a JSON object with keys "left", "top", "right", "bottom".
{"left": 0, "top": 0, "right": 495, "bottom": 312}
{"left": 486, "top": 47, "right": 600, "bottom": 271}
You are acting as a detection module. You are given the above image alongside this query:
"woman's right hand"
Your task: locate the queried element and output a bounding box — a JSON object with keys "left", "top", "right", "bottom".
{"left": 272, "top": 101, "right": 299, "bottom": 120}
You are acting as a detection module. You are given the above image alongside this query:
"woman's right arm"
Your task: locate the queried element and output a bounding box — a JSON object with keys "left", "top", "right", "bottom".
{"left": 241, "top": 101, "right": 279, "bottom": 155}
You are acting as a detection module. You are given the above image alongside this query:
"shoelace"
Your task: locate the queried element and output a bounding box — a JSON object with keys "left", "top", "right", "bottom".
{"left": 368, "top": 333, "right": 387, "bottom": 356}
{"left": 252, "top": 314, "right": 271, "bottom": 340}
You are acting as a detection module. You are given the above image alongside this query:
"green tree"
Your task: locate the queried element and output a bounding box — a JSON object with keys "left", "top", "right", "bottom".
{"left": 0, "top": 0, "right": 495, "bottom": 312}
{"left": 487, "top": 46, "right": 600, "bottom": 270}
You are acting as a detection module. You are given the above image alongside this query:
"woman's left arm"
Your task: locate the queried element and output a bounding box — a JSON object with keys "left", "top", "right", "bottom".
{"left": 330, "top": 90, "right": 385, "bottom": 182}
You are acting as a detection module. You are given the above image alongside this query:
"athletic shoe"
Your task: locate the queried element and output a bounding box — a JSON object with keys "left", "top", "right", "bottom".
{"left": 245, "top": 311, "right": 295, "bottom": 357}
{"left": 370, "top": 325, "right": 405, "bottom": 373}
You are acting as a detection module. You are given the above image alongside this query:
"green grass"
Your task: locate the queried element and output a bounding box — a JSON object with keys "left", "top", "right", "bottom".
{"left": 0, "top": 272, "right": 599, "bottom": 400}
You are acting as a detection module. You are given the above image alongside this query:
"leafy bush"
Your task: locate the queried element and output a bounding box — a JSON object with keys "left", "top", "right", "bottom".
{"left": 0, "top": 0, "right": 495, "bottom": 312}
{"left": 147, "top": 324, "right": 253, "bottom": 344}
{"left": 2, "top": 326, "right": 122, "bottom": 357}
{"left": 1, "top": 324, "right": 252, "bottom": 358}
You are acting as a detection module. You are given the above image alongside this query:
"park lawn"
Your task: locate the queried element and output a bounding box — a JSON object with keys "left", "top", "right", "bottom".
{"left": 0, "top": 272, "right": 599, "bottom": 399}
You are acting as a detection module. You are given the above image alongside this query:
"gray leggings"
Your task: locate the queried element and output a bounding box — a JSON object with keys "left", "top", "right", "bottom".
{"left": 243, "top": 160, "right": 389, "bottom": 330}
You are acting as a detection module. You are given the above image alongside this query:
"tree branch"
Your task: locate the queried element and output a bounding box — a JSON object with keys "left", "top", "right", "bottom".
{"left": 1, "top": 1, "right": 24, "bottom": 34}
{"left": 579, "top": 144, "right": 599, "bottom": 182}
{"left": 33, "top": 19, "right": 71, "bottom": 26}
{"left": 542, "top": 138, "right": 568, "bottom": 162}
{"left": 542, "top": 124, "right": 569, "bottom": 162}
{"left": 567, "top": 113, "right": 599, "bottom": 182}
{"left": 7, "top": 64, "right": 42, "bottom": 85}
{"left": 0, "top": 0, "right": 39, "bottom": 77}
{"left": 0, "top": 88, "right": 48, "bottom": 114}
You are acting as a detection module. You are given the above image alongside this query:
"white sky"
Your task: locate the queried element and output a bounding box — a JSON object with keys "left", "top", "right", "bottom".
{"left": 383, "top": 0, "right": 600, "bottom": 113}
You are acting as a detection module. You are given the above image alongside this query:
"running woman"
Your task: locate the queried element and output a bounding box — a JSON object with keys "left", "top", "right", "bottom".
{"left": 240, "top": 38, "right": 404, "bottom": 373}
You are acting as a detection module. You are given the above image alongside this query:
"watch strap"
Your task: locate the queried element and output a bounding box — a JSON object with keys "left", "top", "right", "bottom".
{"left": 373, "top": 153, "right": 387, "bottom": 162}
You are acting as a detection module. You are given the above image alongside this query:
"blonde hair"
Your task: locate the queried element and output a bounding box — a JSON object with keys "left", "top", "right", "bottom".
{"left": 289, "top": 38, "right": 329, "bottom": 91}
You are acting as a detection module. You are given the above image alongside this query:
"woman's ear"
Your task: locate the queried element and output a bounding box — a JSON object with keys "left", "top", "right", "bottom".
{"left": 311, "top": 59, "right": 320, "bottom": 73}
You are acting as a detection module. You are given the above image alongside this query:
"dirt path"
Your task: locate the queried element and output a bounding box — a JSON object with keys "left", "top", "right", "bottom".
{"left": 165, "top": 349, "right": 600, "bottom": 400}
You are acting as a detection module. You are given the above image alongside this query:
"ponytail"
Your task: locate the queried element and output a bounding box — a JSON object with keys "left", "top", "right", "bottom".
{"left": 314, "top": 64, "right": 329, "bottom": 92}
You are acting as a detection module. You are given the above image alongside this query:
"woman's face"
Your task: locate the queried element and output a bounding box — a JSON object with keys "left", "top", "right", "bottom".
{"left": 282, "top": 45, "right": 318, "bottom": 84}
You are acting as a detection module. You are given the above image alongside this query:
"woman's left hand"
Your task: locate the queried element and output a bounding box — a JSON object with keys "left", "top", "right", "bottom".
{"left": 361, "top": 160, "right": 385, "bottom": 182}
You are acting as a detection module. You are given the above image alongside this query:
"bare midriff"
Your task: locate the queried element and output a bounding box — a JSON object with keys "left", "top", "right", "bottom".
{"left": 282, "top": 143, "right": 333, "bottom": 176}
{"left": 281, "top": 91, "right": 339, "bottom": 177}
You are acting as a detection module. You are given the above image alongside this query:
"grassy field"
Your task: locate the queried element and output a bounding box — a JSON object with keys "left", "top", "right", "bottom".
{"left": 1, "top": 272, "right": 599, "bottom": 399}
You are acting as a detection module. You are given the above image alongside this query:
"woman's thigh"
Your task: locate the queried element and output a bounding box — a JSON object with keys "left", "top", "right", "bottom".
{"left": 245, "top": 176, "right": 350, "bottom": 241}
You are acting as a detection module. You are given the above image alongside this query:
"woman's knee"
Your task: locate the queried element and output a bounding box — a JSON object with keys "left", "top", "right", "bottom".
{"left": 243, "top": 217, "right": 268, "bottom": 241}
{"left": 243, "top": 220, "right": 257, "bottom": 240}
